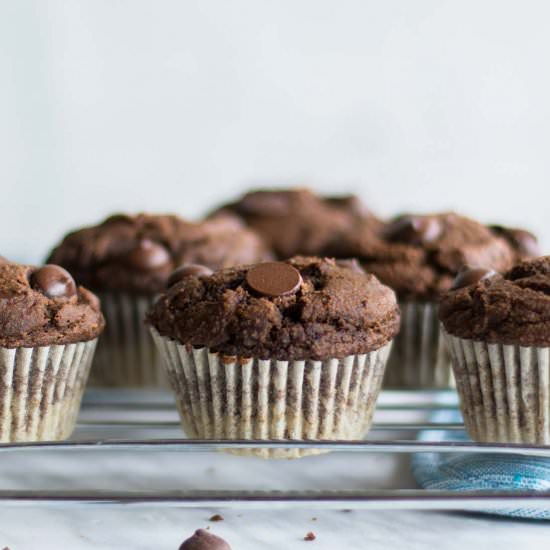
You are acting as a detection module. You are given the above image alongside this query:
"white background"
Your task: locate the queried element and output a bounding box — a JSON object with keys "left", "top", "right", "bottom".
{"left": 1, "top": 0, "right": 549, "bottom": 262}
{"left": 2, "top": 3, "right": 550, "bottom": 548}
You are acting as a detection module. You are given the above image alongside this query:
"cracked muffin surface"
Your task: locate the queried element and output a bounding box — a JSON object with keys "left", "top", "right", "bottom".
{"left": 334, "top": 212, "right": 516, "bottom": 301}
{"left": 210, "top": 188, "right": 382, "bottom": 259}
{"left": 47, "top": 213, "right": 272, "bottom": 294}
{"left": 440, "top": 256, "right": 550, "bottom": 346}
{"left": 148, "top": 256, "right": 400, "bottom": 360}
{"left": 0, "top": 263, "right": 104, "bottom": 348}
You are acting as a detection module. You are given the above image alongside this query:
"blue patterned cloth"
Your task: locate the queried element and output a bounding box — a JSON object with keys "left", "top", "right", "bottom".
{"left": 411, "top": 399, "right": 550, "bottom": 520}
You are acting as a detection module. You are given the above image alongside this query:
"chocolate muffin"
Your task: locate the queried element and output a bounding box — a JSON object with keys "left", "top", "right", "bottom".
{"left": 0, "top": 263, "right": 104, "bottom": 441}
{"left": 440, "top": 257, "right": 550, "bottom": 445}
{"left": 334, "top": 212, "right": 516, "bottom": 388}
{"left": 210, "top": 188, "right": 382, "bottom": 259}
{"left": 149, "top": 256, "right": 399, "bottom": 458}
{"left": 47, "top": 213, "right": 272, "bottom": 388}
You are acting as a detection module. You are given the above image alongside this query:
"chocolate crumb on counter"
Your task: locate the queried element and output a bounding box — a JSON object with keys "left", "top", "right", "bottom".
{"left": 209, "top": 514, "right": 224, "bottom": 522}
{"left": 304, "top": 532, "right": 316, "bottom": 541}
{"left": 179, "top": 529, "right": 231, "bottom": 550}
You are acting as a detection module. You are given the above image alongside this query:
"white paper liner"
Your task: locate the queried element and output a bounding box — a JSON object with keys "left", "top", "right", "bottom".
{"left": 151, "top": 328, "right": 392, "bottom": 459}
{"left": 442, "top": 329, "right": 550, "bottom": 445}
{"left": 91, "top": 293, "right": 167, "bottom": 388}
{"left": 0, "top": 339, "right": 97, "bottom": 442}
{"left": 384, "top": 301, "right": 453, "bottom": 389}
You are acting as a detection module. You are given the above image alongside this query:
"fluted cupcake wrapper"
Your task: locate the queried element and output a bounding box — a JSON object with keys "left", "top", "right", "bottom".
{"left": 91, "top": 293, "right": 167, "bottom": 388}
{"left": 384, "top": 301, "right": 453, "bottom": 389}
{"left": 151, "top": 329, "right": 392, "bottom": 459}
{"left": 0, "top": 339, "right": 97, "bottom": 442}
{"left": 442, "top": 329, "right": 550, "bottom": 445}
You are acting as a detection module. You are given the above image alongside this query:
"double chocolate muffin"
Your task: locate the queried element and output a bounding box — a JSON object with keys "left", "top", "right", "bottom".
{"left": 210, "top": 188, "right": 382, "bottom": 259}
{"left": 48, "top": 213, "right": 272, "bottom": 388}
{"left": 149, "top": 256, "right": 399, "bottom": 458}
{"left": 440, "top": 257, "right": 550, "bottom": 445}
{"left": 0, "top": 263, "right": 104, "bottom": 441}
{"left": 334, "top": 212, "right": 519, "bottom": 388}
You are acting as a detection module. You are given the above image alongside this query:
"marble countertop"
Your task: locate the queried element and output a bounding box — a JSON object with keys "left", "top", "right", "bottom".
{"left": 2, "top": 506, "right": 550, "bottom": 550}
{"left": 0, "top": 391, "right": 548, "bottom": 549}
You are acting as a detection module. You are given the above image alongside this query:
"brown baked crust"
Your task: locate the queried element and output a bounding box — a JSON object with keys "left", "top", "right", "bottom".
{"left": 334, "top": 212, "right": 515, "bottom": 301}
{"left": 440, "top": 256, "right": 550, "bottom": 346}
{"left": 47, "top": 213, "right": 273, "bottom": 295}
{"left": 487, "top": 224, "right": 541, "bottom": 263}
{"left": 0, "top": 263, "right": 104, "bottom": 348}
{"left": 209, "top": 188, "right": 383, "bottom": 259}
{"left": 147, "top": 256, "right": 400, "bottom": 361}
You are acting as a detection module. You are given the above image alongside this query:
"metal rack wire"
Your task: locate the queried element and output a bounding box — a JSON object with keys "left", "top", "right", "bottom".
{"left": 2, "top": 389, "right": 550, "bottom": 511}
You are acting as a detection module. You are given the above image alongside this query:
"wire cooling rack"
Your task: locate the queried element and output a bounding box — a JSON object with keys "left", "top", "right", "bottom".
{"left": 1, "top": 389, "right": 549, "bottom": 511}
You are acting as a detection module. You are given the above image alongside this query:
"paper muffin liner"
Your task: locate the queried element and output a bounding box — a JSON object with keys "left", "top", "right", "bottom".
{"left": 91, "top": 292, "right": 167, "bottom": 388}
{"left": 383, "top": 301, "right": 453, "bottom": 389}
{"left": 151, "top": 329, "right": 392, "bottom": 459}
{"left": 0, "top": 339, "right": 97, "bottom": 442}
{"left": 442, "top": 329, "right": 550, "bottom": 445}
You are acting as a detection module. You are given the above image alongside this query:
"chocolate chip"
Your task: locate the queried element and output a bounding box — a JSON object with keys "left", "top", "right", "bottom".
{"left": 514, "top": 231, "right": 540, "bottom": 257}
{"left": 31, "top": 265, "right": 77, "bottom": 298}
{"left": 167, "top": 264, "right": 214, "bottom": 288}
{"left": 125, "top": 239, "right": 171, "bottom": 270}
{"left": 384, "top": 216, "right": 442, "bottom": 245}
{"left": 451, "top": 266, "right": 497, "bottom": 290}
{"left": 490, "top": 225, "right": 540, "bottom": 258}
{"left": 179, "top": 529, "right": 231, "bottom": 550}
{"left": 246, "top": 262, "right": 302, "bottom": 297}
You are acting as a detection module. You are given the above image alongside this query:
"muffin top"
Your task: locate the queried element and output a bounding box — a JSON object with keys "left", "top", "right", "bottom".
{"left": 0, "top": 263, "right": 104, "bottom": 348}
{"left": 47, "top": 213, "right": 272, "bottom": 295}
{"left": 440, "top": 257, "right": 550, "bottom": 347}
{"left": 488, "top": 224, "right": 540, "bottom": 263}
{"left": 333, "top": 212, "right": 515, "bottom": 301}
{"left": 148, "top": 256, "right": 400, "bottom": 361}
{"left": 210, "top": 188, "right": 382, "bottom": 259}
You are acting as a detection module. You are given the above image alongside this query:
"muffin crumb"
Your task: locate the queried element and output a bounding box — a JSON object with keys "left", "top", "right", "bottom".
{"left": 209, "top": 514, "right": 224, "bottom": 522}
{"left": 304, "top": 532, "right": 316, "bottom": 541}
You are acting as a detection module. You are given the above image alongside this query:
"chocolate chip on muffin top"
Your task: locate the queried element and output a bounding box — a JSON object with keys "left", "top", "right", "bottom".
{"left": 333, "top": 212, "right": 516, "bottom": 301}
{"left": 210, "top": 188, "right": 382, "bottom": 259}
{"left": 47, "top": 213, "right": 272, "bottom": 295}
{"left": 0, "top": 263, "right": 104, "bottom": 348}
{"left": 148, "top": 256, "right": 400, "bottom": 361}
{"left": 488, "top": 224, "right": 541, "bottom": 262}
{"left": 440, "top": 256, "right": 550, "bottom": 347}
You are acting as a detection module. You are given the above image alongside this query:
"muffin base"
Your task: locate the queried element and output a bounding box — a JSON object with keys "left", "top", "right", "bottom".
{"left": 151, "top": 329, "right": 392, "bottom": 459}
{"left": 0, "top": 339, "right": 97, "bottom": 442}
{"left": 443, "top": 329, "right": 550, "bottom": 445}
{"left": 91, "top": 293, "right": 167, "bottom": 388}
{"left": 384, "top": 301, "right": 453, "bottom": 389}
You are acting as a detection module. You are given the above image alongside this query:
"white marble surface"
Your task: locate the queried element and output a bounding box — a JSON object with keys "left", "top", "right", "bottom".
{"left": 0, "top": 391, "right": 548, "bottom": 549}
{"left": 2, "top": 507, "right": 550, "bottom": 550}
